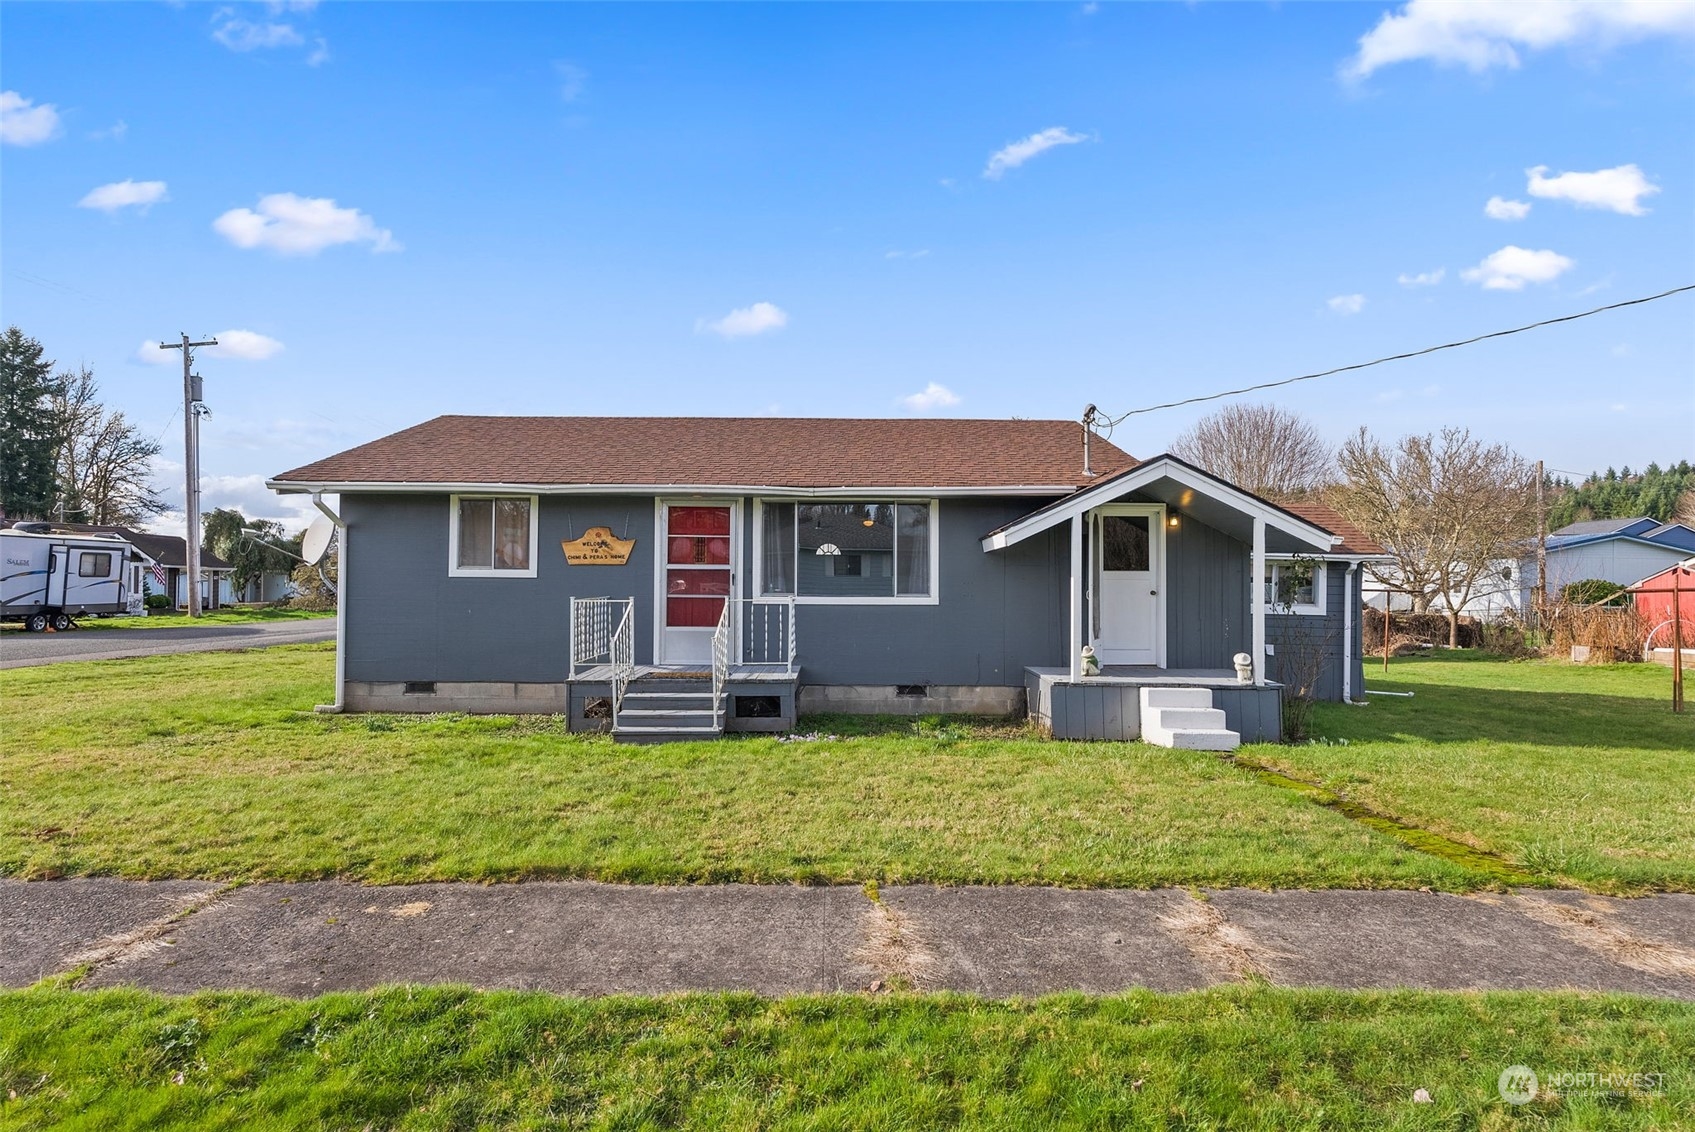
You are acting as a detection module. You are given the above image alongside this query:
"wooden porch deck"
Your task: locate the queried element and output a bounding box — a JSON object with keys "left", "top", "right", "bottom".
{"left": 1024, "top": 665, "right": 1269, "bottom": 687}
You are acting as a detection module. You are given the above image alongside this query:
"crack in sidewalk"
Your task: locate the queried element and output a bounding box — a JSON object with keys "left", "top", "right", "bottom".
{"left": 852, "top": 885, "right": 939, "bottom": 992}
{"left": 1482, "top": 893, "right": 1695, "bottom": 983}
{"left": 1157, "top": 893, "right": 1284, "bottom": 984}
{"left": 55, "top": 884, "right": 240, "bottom": 983}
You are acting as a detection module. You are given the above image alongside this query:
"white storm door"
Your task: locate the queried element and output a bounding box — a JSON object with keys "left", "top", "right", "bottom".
{"left": 1094, "top": 507, "right": 1163, "bottom": 666}
{"left": 658, "top": 502, "right": 737, "bottom": 665}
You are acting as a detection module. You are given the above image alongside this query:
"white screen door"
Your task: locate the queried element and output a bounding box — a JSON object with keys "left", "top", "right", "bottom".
{"left": 659, "top": 502, "right": 735, "bottom": 665}
{"left": 1094, "top": 507, "right": 1162, "bottom": 666}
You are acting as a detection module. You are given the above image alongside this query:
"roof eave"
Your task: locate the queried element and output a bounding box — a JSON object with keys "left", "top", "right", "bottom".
{"left": 266, "top": 479, "right": 1089, "bottom": 498}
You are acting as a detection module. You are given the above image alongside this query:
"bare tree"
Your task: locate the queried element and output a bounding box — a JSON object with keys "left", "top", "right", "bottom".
{"left": 52, "top": 366, "right": 165, "bottom": 526}
{"left": 1675, "top": 488, "right": 1695, "bottom": 528}
{"left": 1333, "top": 426, "right": 1537, "bottom": 647}
{"left": 1170, "top": 403, "right": 1334, "bottom": 500}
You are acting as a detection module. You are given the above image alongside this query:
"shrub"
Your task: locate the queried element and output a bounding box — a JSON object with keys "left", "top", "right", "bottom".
{"left": 144, "top": 593, "right": 171, "bottom": 611}
{"left": 1560, "top": 578, "right": 1629, "bottom": 606}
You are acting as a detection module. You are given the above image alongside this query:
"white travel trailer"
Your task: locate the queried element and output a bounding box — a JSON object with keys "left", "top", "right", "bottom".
{"left": 1, "top": 523, "right": 135, "bottom": 631}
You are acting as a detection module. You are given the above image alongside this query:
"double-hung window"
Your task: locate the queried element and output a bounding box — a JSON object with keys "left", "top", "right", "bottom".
{"left": 450, "top": 495, "right": 538, "bottom": 577}
{"left": 1264, "top": 559, "right": 1326, "bottom": 615}
{"left": 758, "top": 500, "right": 936, "bottom": 602}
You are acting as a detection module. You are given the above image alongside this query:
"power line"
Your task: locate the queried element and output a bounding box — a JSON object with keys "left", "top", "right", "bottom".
{"left": 1090, "top": 283, "right": 1695, "bottom": 431}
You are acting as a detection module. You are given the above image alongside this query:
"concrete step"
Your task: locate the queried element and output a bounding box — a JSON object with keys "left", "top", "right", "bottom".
{"left": 618, "top": 709, "right": 718, "bottom": 724}
{"left": 1139, "top": 686, "right": 1215, "bottom": 710}
{"left": 1150, "top": 707, "right": 1228, "bottom": 731}
{"left": 1161, "top": 728, "right": 1241, "bottom": 752}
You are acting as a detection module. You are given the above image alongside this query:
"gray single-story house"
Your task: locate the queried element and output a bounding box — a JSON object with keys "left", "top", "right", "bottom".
{"left": 268, "top": 416, "right": 1384, "bottom": 746}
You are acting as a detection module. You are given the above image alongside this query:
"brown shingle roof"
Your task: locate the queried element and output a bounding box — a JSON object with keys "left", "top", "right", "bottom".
{"left": 271, "top": 416, "right": 1136, "bottom": 491}
{"left": 1279, "top": 502, "right": 1384, "bottom": 556}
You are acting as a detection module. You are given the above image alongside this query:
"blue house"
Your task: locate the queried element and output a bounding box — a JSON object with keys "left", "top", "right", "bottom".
{"left": 269, "top": 416, "right": 1385, "bottom": 747}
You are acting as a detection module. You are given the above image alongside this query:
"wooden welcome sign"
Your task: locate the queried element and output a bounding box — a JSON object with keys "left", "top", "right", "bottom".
{"left": 561, "top": 527, "right": 636, "bottom": 566}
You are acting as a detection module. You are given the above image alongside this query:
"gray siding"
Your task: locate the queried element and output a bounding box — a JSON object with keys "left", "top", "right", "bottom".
{"left": 1266, "top": 561, "right": 1361, "bottom": 703}
{"left": 1164, "top": 516, "right": 1250, "bottom": 669}
{"left": 344, "top": 493, "right": 1068, "bottom": 688}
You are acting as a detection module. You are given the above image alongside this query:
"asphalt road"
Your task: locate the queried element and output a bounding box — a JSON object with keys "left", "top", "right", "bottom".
{"left": 0, "top": 619, "right": 336, "bottom": 669}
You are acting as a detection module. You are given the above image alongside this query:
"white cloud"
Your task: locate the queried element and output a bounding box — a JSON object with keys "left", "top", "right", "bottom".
{"left": 901, "top": 382, "right": 962, "bottom": 412}
{"left": 306, "top": 37, "right": 330, "bottom": 67}
{"left": 1526, "top": 163, "right": 1659, "bottom": 215}
{"left": 145, "top": 469, "right": 328, "bottom": 537}
{"left": 983, "top": 127, "right": 1089, "bottom": 180}
{"left": 1397, "top": 268, "right": 1445, "bottom": 287}
{"left": 1344, "top": 0, "right": 1695, "bottom": 79}
{"left": 78, "top": 179, "right": 169, "bottom": 213}
{"left": 1327, "top": 293, "right": 1366, "bottom": 314}
{"left": 884, "top": 248, "right": 931, "bottom": 260}
{"left": 135, "top": 340, "right": 178, "bottom": 366}
{"left": 90, "top": 119, "right": 128, "bottom": 142}
{"left": 1081, "top": 2, "right": 1100, "bottom": 14}
{"left": 208, "top": 330, "right": 285, "bottom": 360}
{"left": 696, "top": 301, "right": 789, "bottom": 339}
{"left": 1484, "top": 196, "right": 1531, "bottom": 221}
{"left": 212, "top": 16, "right": 305, "bottom": 51}
{"left": 554, "top": 61, "right": 588, "bottom": 102}
{"left": 214, "top": 193, "right": 400, "bottom": 255}
{"left": 1, "top": 91, "right": 62, "bottom": 146}
{"left": 1461, "top": 245, "right": 1574, "bottom": 291}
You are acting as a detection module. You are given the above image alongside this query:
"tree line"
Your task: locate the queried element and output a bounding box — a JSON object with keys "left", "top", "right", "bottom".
{"left": 0, "top": 326, "right": 164, "bottom": 526}
{"left": 1546, "top": 462, "right": 1695, "bottom": 529}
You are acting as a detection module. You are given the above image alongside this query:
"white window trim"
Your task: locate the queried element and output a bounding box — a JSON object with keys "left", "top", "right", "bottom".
{"left": 448, "top": 493, "right": 540, "bottom": 579}
{"left": 1266, "top": 557, "right": 1327, "bottom": 616}
{"left": 753, "top": 497, "right": 941, "bottom": 606}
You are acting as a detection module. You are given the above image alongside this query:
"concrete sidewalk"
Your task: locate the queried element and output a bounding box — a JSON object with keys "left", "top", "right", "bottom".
{"left": 3, "top": 879, "right": 1692, "bottom": 999}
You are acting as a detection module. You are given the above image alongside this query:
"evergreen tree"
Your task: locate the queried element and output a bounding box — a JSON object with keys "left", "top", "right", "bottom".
{"left": 1547, "top": 460, "right": 1695, "bottom": 528}
{"left": 0, "top": 327, "right": 64, "bottom": 519}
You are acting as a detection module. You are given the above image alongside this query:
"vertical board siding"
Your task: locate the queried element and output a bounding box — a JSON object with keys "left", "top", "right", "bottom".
{"left": 1165, "top": 516, "right": 1250, "bottom": 669}
{"left": 1266, "top": 563, "right": 1352, "bottom": 702}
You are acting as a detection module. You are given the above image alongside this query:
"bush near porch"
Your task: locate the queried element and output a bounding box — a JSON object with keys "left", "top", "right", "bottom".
{"left": 1, "top": 644, "right": 1690, "bottom": 892}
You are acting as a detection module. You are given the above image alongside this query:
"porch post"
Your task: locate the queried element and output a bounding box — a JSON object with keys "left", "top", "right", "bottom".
{"left": 1251, "top": 515, "right": 1266, "bottom": 685}
{"left": 1069, "top": 513, "right": 1083, "bottom": 680}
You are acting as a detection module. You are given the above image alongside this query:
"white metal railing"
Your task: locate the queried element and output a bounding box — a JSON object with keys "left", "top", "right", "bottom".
{"left": 569, "top": 597, "right": 636, "bottom": 728}
{"left": 737, "top": 596, "right": 797, "bottom": 670}
{"left": 608, "top": 602, "right": 635, "bottom": 727}
{"left": 710, "top": 600, "right": 732, "bottom": 731}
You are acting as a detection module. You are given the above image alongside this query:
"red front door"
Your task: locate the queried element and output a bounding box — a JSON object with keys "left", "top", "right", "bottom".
{"left": 661, "top": 503, "right": 733, "bottom": 663}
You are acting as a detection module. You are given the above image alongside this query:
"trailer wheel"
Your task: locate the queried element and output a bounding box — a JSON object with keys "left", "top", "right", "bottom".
{"left": 24, "top": 613, "right": 48, "bottom": 632}
{"left": 50, "top": 612, "right": 72, "bottom": 631}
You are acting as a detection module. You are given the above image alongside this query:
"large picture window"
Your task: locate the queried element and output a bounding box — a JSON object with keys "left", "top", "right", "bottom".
{"left": 758, "top": 500, "right": 936, "bottom": 602}
{"left": 450, "top": 495, "right": 538, "bottom": 577}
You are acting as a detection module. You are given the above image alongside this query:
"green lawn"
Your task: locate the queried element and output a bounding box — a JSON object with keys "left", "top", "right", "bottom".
{"left": 1270, "top": 654, "right": 1695, "bottom": 893}
{"left": 2, "top": 985, "right": 1690, "bottom": 1130}
{"left": 62, "top": 608, "right": 335, "bottom": 631}
{"left": 0, "top": 646, "right": 1689, "bottom": 891}
{"left": 0, "top": 645, "right": 1471, "bottom": 889}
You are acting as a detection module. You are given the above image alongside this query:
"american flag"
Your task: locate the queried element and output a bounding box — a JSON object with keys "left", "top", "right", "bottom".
{"left": 151, "top": 561, "right": 167, "bottom": 589}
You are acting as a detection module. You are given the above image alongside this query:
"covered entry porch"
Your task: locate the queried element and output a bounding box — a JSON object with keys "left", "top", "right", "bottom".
{"left": 987, "top": 454, "right": 1345, "bottom": 744}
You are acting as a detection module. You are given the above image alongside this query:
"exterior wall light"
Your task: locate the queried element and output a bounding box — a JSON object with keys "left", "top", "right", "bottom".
{"left": 1167, "top": 513, "right": 1180, "bottom": 529}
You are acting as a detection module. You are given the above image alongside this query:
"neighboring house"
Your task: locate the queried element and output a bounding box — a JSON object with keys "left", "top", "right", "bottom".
{"left": 1361, "top": 559, "right": 1525, "bottom": 619}
{"left": 1626, "top": 557, "right": 1695, "bottom": 656}
{"left": 53, "top": 523, "right": 237, "bottom": 610}
{"left": 1524, "top": 517, "right": 1695, "bottom": 607}
{"left": 268, "top": 416, "right": 1386, "bottom": 747}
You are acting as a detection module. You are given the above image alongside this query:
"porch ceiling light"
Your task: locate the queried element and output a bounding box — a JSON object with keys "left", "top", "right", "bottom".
{"left": 1167, "top": 513, "right": 1180, "bottom": 529}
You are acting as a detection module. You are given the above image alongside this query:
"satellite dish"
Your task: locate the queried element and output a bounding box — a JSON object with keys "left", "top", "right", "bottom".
{"left": 301, "top": 515, "right": 335, "bottom": 565}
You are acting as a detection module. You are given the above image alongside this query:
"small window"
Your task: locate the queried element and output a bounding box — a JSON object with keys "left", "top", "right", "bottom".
{"left": 78, "top": 552, "right": 113, "bottom": 578}
{"left": 450, "top": 495, "right": 537, "bottom": 577}
{"left": 1265, "top": 561, "right": 1325, "bottom": 615}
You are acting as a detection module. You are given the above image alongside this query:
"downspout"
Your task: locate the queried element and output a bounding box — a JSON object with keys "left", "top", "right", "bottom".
{"left": 311, "top": 491, "right": 348, "bottom": 714}
{"left": 1342, "top": 560, "right": 1359, "bottom": 704}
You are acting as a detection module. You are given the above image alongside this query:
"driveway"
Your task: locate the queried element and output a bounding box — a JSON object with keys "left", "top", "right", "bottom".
{"left": 0, "top": 619, "right": 336, "bottom": 669}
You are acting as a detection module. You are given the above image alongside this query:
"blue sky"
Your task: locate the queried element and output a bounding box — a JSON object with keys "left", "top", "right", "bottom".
{"left": 3, "top": 1, "right": 1692, "bottom": 532}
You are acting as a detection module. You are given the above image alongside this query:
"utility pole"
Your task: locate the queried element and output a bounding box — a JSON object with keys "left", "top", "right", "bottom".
{"left": 1535, "top": 459, "right": 1547, "bottom": 634}
{"left": 158, "top": 333, "right": 216, "bottom": 617}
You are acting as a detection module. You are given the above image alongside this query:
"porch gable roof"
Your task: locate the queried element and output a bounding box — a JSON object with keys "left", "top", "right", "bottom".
{"left": 980, "top": 453, "right": 1356, "bottom": 554}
